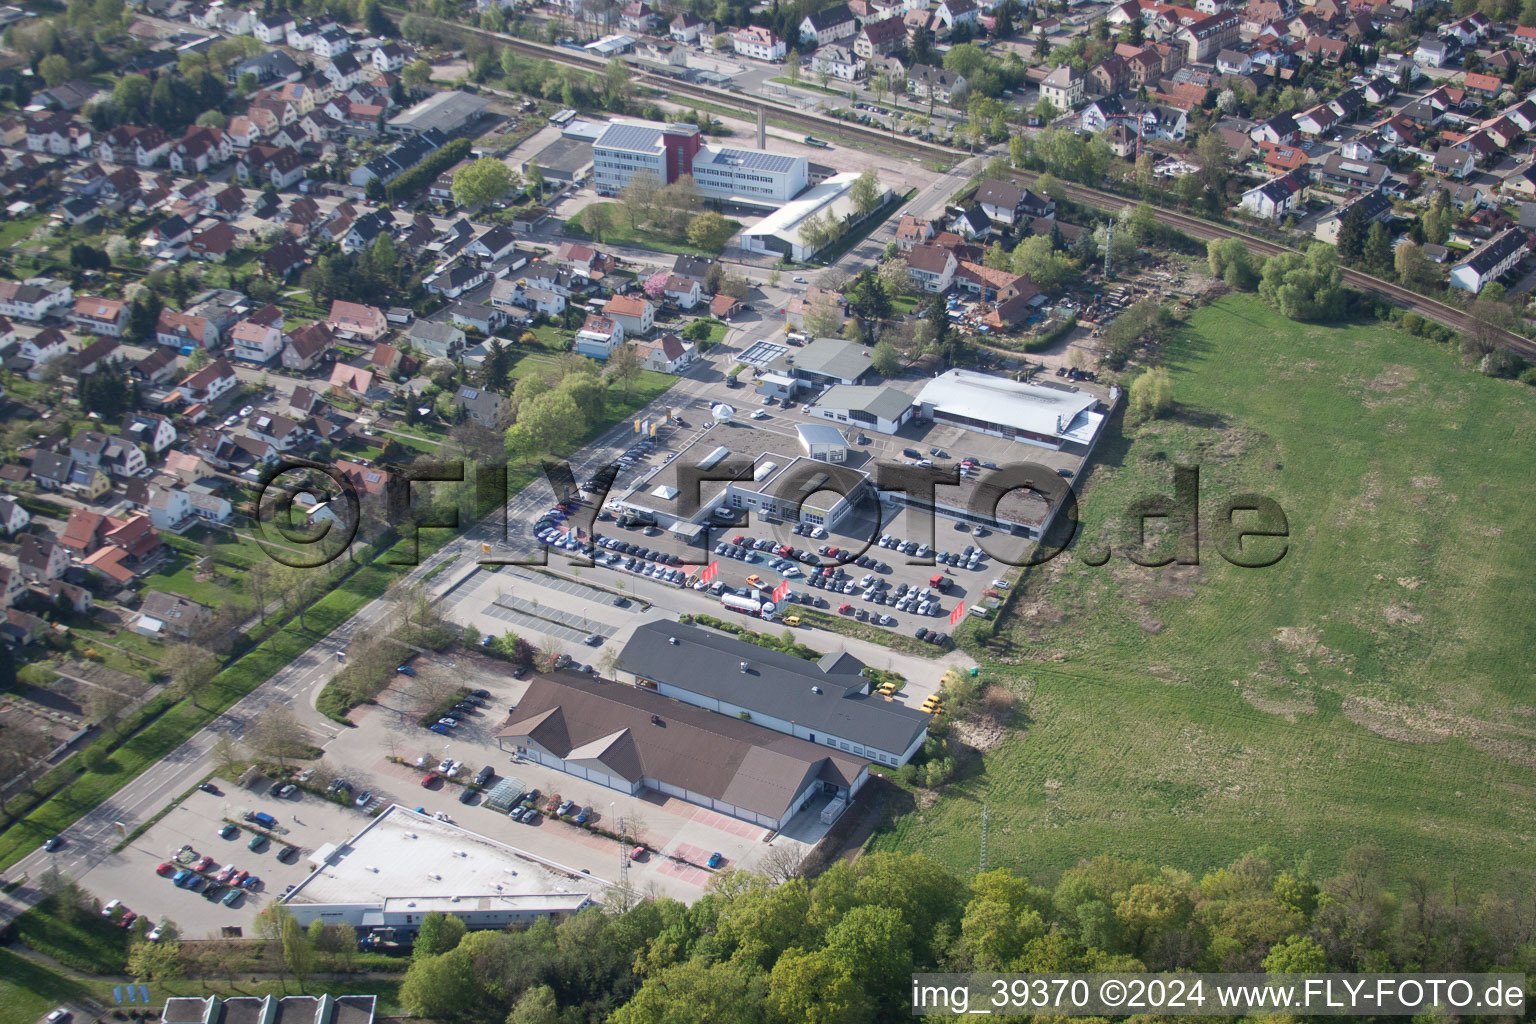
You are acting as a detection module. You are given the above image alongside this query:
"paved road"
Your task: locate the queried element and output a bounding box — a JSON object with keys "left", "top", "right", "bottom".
{"left": 0, "top": 139, "right": 987, "bottom": 922}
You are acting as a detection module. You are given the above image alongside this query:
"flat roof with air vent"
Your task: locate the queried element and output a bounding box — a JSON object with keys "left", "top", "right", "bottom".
{"left": 281, "top": 804, "right": 595, "bottom": 929}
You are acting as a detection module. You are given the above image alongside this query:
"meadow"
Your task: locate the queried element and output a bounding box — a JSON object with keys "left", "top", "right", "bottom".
{"left": 875, "top": 294, "right": 1536, "bottom": 887}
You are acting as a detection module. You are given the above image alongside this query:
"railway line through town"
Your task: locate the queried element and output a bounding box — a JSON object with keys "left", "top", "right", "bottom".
{"left": 1011, "top": 170, "right": 1536, "bottom": 361}
{"left": 385, "top": 9, "right": 963, "bottom": 164}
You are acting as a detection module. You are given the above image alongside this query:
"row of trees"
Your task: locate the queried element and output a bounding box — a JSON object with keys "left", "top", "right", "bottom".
{"left": 392, "top": 845, "right": 1536, "bottom": 1023}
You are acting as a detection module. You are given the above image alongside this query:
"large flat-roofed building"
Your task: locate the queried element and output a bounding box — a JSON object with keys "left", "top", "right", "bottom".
{"left": 524, "top": 135, "right": 594, "bottom": 185}
{"left": 740, "top": 172, "right": 887, "bottom": 262}
{"left": 691, "top": 146, "right": 808, "bottom": 206}
{"left": 496, "top": 669, "right": 871, "bottom": 829}
{"left": 914, "top": 369, "right": 1109, "bottom": 455}
{"left": 607, "top": 419, "right": 880, "bottom": 536}
{"left": 386, "top": 90, "right": 489, "bottom": 136}
{"left": 617, "top": 620, "right": 931, "bottom": 766}
{"left": 281, "top": 805, "right": 596, "bottom": 933}
{"left": 592, "top": 119, "right": 703, "bottom": 195}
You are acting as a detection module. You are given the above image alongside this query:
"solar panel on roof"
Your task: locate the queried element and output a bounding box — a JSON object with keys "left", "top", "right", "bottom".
{"left": 598, "top": 123, "right": 665, "bottom": 152}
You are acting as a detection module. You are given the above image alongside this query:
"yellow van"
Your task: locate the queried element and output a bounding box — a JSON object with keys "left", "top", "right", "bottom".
{"left": 783, "top": 615, "right": 801, "bottom": 627}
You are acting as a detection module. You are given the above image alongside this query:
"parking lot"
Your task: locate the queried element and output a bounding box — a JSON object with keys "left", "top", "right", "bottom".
{"left": 73, "top": 779, "right": 392, "bottom": 936}
{"left": 325, "top": 657, "right": 822, "bottom": 902}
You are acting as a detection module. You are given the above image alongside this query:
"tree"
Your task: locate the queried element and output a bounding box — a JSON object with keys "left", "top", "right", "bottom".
{"left": 642, "top": 271, "right": 668, "bottom": 299}
{"left": 527, "top": 160, "right": 545, "bottom": 199}
{"left": 39, "top": 54, "right": 71, "bottom": 87}
{"left": 403, "top": 59, "right": 431, "bottom": 91}
{"left": 607, "top": 341, "right": 643, "bottom": 397}
{"left": 358, "top": 0, "right": 392, "bottom": 36}
{"left": 249, "top": 705, "right": 310, "bottom": 767}
{"left": 620, "top": 168, "right": 661, "bottom": 227}
{"left": 282, "top": 912, "right": 317, "bottom": 983}
{"left": 162, "top": 644, "right": 219, "bottom": 707}
{"left": 1258, "top": 243, "right": 1346, "bottom": 321}
{"left": 583, "top": 202, "right": 615, "bottom": 243}
{"left": 766, "top": 947, "right": 870, "bottom": 1024}
{"left": 786, "top": 48, "right": 801, "bottom": 83}
{"left": 113, "top": 73, "right": 151, "bottom": 115}
{"left": 686, "top": 211, "right": 736, "bottom": 252}
{"left": 850, "top": 168, "right": 883, "bottom": 218}
{"left": 1011, "top": 234, "right": 1073, "bottom": 290}
{"left": 128, "top": 940, "right": 184, "bottom": 981}
{"left": 1206, "top": 237, "right": 1257, "bottom": 291}
{"left": 1264, "top": 934, "right": 1329, "bottom": 973}
{"left": 507, "top": 985, "right": 560, "bottom": 1024}
{"left": 877, "top": 258, "right": 910, "bottom": 296}
{"left": 400, "top": 948, "right": 480, "bottom": 1019}
{"left": 1363, "top": 221, "right": 1393, "bottom": 276}
{"left": 803, "top": 292, "right": 844, "bottom": 338}
{"left": 1335, "top": 200, "right": 1369, "bottom": 263}
{"left": 482, "top": 340, "right": 511, "bottom": 392}
{"left": 414, "top": 911, "right": 467, "bottom": 958}
{"left": 451, "top": 158, "right": 515, "bottom": 208}
{"left": 126, "top": 292, "right": 163, "bottom": 344}
{"left": 1394, "top": 240, "right": 1427, "bottom": 288}
{"left": 871, "top": 341, "right": 901, "bottom": 378}
{"left": 1126, "top": 366, "right": 1174, "bottom": 425}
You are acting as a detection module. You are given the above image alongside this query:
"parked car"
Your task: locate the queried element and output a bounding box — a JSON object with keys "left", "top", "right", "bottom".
{"left": 155, "top": 862, "right": 176, "bottom": 877}
{"left": 248, "top": 835, "right": 268, "bottom": 852}
{"left": 706, "top": 852, "right": 724, "bottom": 868}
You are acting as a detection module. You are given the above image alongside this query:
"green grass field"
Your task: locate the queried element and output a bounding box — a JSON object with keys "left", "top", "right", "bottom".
{"left": 874, "top": 294, "right": 1536, "bottom": 887}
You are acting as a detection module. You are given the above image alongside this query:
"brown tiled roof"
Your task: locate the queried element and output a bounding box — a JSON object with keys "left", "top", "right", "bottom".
{"left": 496, "top": 673, "right": 867, "bottom": 820}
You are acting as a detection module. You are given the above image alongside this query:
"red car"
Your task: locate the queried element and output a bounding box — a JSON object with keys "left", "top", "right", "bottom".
{"left": 118, "top": 911, "right": 138, "bottom": 929}
{"left": 731, "top": 534, "right": 746, "bottom": 546}
{"left": 838, "top": 603, "right": 853, "bottom": 614}
{"left": 776, "top": 544, "right": 792, "bottom": 556}
{"left": 155, "top": 862, "right": 175, "bottom": 877}
{"left": 194, "top": 856, "right": 214, "bottom": 872}
{"left": 420, "top": 774, "right": 436, "bottom": 788}
{"left": 232, "top": 870, "right": 249, "bottom": 886}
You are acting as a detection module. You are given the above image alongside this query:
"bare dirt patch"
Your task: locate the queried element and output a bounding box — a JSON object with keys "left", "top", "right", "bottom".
{"left": 1343, "top": 697, "right": 1536, "bottom": 767}
{"left": 1382, "top": 604, "right": 1423, "bottom": 624}
{"left": 954, "top": 717, "right": 1009, "bottom": 752}
{"left": 1411, "top": 476, "right": 1440, "bottom": 489}
{"left": 1274, "top": 625, "right": 1322, "bottom": 657}
{"left": 1237, "top": 673, "right": 1316, "bottom": 721}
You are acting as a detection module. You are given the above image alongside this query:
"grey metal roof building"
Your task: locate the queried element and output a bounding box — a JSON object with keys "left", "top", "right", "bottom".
{"left": 772, "top": 337, "right": 878, "bottom": 386}
{"left": 616, "top": 620, "right": 931, "bottom": 766}
{"left": 386, "top": 90, "right": 489, "bottom": 136}
{"left": 497, "top": 667, "right": 872, "bottom": 828}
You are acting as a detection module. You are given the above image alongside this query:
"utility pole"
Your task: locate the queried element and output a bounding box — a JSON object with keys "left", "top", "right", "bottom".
{"left": 979, "top": 803, "right": 988, "bottom": 873}
{"left": 1104, "top": 217, "right": 1114, "bottom": 279}
{"left": 618, "top": 814, "right": 629, "bottom": 890}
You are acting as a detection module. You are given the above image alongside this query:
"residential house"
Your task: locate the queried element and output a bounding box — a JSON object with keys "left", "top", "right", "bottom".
{"left": 133, "top": 591, "right": 212, "bottom": 640}
{"left": 156, "top": 309, "right": 220, "bottom": 350}
{"left": 1239, "top": 173, "right": 1303, "bottom": 221}
{"left": 70, "top": 296, "right": 127, "bottom": 338}
{"left": 907, "top": 244, "right": 958, "bottom": 292}
{"left": 1039, "top": 65, "right": 1085, "bottom": 110}
{"left": 934, "top": 0, "right": 979, "bottom": 30}
{"left": 407, "top": 320, "right": 466, "bottom": 360}
{"left": 122, "top": 412, "right": 177, "bottom": 454}
{"left": 177, "top": 358, "right": 239, "bottom": 406}
{"left": 602, "top": 294, "right": 655, "bottom": 336}
{"left": 895, "top": 214, "right": 935, "bottom": 251}
{"left": 1433, "top": 146, "right": 1476, "bottom": 179}
{"left": 231, "top": 317, "right": 287, "bottom": 363}
{"left": 574, "top": 314, "right": 625, "bottom": 359}
{"left": 799, "top": 3, "right": 857, "bottom": 45}
{"left": 451, "top": 386, "right": 509, "bottom": 429}
{"left": 327, "top": 300, "right": 388, "bottom": 341}
{"left": 671, "top": 12, "right": 704, "bottom": 42}
{"left": 812, "top": 45, "right": 866, "bottom": 81}
{"left": 853, "top": 17, "right": 906, "bottom": 58}
{"left": 1450, "top": 227, "right": 1529, "bottom": 292}
{"left": 633, "top": 332, "right": 698, "bottom": 373}
{"left": 907, "top": 64, "right": 966, "bottom": 104}
{"left": 662, "top": 275, "right": 702, "bottom": 309}
{"left": 282, "top": 321, "right": 335, "bottom": 370}
{"left": 733, "top": 26, "right": 786, "bottom": 60}
{"left": 0, "top": 496, "right": 30, "bottom": 536}
{"left": 17, "top": 535, "right": 68, "bottom": 582}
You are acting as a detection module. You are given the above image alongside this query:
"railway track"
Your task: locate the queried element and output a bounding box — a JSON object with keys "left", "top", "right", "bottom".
{"left": 1012, "top": 170, "right": 1536, "bottom": 361}
{"left": 391, "top": 8, "right": 963, "bottom": 163}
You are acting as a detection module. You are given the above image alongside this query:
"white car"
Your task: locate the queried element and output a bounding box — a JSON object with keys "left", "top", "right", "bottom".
{"left": 102, "top": 899, "right": 122, "bottom": 918}
{"left": 751, "top": 409, "right": 768, "bottom": 420}
{"left": 147, "top": 924, "right": 165, "bottom": 942}
{"left": 991, "top": 579, "right": 1009, "bottom": 589}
